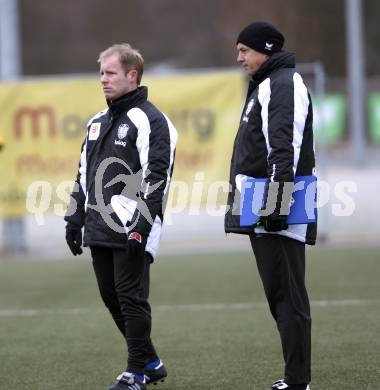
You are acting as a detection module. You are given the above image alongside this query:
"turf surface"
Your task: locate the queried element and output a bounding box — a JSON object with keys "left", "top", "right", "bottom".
{"left": 0, "top": 247, "right": 379, "bottom": 389}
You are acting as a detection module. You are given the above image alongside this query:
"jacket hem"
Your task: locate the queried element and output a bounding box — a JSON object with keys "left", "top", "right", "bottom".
{"left": 225, "top": 226, "right": 256, "bottom": 235}
{"left": 84, "top": 240, "right": 126, "bottom": 249}
{"left": 225, "top": 226, "right": 316, "bottom": 245}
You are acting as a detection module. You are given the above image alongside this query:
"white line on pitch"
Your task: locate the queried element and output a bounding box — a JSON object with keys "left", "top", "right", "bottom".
{"left": 155, "top": 299, "right": 380, "bottom": 311}
{"left": 0, "top": 299, "right": 379, "bottom": 318}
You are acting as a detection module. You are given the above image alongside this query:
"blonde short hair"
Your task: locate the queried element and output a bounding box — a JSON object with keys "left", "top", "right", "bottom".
{"left": 98, "top": 43, "right": 144, "bottom": 85}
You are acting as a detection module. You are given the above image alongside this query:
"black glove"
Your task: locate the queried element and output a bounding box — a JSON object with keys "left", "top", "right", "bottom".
{"left": 259, "top": 180, "right": 290, "bottom": 232}
{"left": 126, "top": 231, "right": 147, "bottom": 259}
{"left": 65, "top": 223, "right": 83, "bottom": 256}
{"left": 261, "top": 214, "right": 288, "bottom": 232}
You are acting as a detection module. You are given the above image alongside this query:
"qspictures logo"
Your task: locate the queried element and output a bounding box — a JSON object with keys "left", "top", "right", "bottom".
{"left": 85, "top": 157, "right": 163, "bottom": 233}
{"left": 25, "top": 162, "right": 359, "bottom": 228}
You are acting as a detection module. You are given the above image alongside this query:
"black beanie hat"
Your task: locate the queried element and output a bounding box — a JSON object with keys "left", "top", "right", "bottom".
{"left": 237, "top": 21, "right": 284, "bottom": 55}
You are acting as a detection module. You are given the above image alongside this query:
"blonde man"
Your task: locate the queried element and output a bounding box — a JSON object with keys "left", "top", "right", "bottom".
{"left": 65, "top": 44, "right": 178, "bottom": 390}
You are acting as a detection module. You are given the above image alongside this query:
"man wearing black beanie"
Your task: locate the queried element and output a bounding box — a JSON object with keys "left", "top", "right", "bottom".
{"left": 225, "top": 21, "right": 316, "bottom": 390}
{"left": 236, "top": 21, "right": 285, "bottom": 56}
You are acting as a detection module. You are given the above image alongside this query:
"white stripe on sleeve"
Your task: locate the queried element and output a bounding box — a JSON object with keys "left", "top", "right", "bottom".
{"left": 79, "top": 139, "right": 87, "bottom": 195}
{"left": 258, "top": 77, "right": 272, "bottom": 157}
{"left": 127, "top": 107, "right": 151, "bottom": 179}
{"left": 292, "top": 72, "right": 309, "bottom": 174}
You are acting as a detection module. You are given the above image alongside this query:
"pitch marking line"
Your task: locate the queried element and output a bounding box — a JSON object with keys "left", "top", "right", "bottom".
{"left": 0, "top": 299, "right": 379, "bottom": 318}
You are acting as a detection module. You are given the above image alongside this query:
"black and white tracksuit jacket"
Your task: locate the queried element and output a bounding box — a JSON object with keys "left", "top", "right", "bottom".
{"left": 224, "top": 51, "right": 317, "bottom": 245}
{"left": 65, "top": 86, "right": 178, "bottom": 258}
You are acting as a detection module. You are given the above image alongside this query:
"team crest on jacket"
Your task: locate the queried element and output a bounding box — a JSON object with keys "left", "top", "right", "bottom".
{"left": 89, "top": 123, "right": 101, "bottom": 140}
{"left": 243, "top": 99, "right": 255, "bottom": 122}
{"left": 117, "top": 124, "right": 129, "bottom": 139}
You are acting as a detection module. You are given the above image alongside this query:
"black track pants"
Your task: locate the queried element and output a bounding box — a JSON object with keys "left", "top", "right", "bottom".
{"left": 249, "top": 234, "right": 311, "bottom": 385}
{"left": 90, "top": 246, "right": 158, "bottom": 373}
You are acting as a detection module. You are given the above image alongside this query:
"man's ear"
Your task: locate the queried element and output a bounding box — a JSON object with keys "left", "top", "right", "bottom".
{"left": 128, "top": 69, "right": 138, "bottom": 82}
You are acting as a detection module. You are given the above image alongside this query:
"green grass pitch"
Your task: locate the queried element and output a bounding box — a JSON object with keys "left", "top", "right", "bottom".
{"left": 0, "top": 246, "right": 379, "bottom": 389}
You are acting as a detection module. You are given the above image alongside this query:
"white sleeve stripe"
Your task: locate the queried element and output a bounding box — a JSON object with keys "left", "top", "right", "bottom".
{"left": 128, "top": 108, "right": 178, "bottom": 191}
{"left": 258, "top": 78, "right": 272, "bottom": 157}
{"left": 293, "top": 73, "right": 309, "bottom": 174}
{"left": 79, "top": 139, "right": 87, "bottom": 195}
{"left": 127, "top": 107, "right": 151, "bottom": 180}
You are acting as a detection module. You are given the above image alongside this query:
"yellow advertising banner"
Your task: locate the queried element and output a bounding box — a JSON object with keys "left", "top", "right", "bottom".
{"left": 0, "top": 71, "right": 244, "bottom": 217}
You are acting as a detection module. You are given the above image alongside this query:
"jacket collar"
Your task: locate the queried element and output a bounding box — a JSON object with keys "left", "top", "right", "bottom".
{"left": 107, "top": 86, "right": 148, "bottom": 117}
{"left": 245, "top": 51, "right": 295, "bottom": 102}
{"left": 253, "top": 51, "right": 295, "bottom": 83}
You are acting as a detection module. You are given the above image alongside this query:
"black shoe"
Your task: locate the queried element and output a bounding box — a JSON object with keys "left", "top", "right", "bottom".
{"left": 107, "top": 372, "right": 147, "bottom": 390}
{"left": 271, "top": 379, "right": 310, "bottom": 390}
{"left": 144, "top": 360, "right": 167, "bottom": 385}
